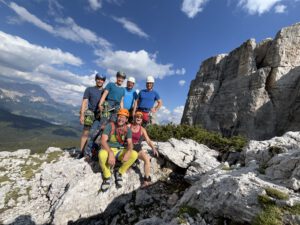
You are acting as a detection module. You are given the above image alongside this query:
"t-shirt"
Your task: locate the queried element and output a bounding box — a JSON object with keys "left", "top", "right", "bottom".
{"left": 83, "top": 86, "right": 103, "bottom": 113}
{"left": 103, "top": 123, "right": 132, "bottom": 148}
{"left": 137, "top": 89, "right": 160, "bottom": 112}
{"left": 105, "top": 82, "right": 125, "bottom": 104}
{"left": 123, "top": 88, "right": 138, "bottom": 110}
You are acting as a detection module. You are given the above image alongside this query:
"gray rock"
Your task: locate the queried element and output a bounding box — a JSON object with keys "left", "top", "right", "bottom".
{"left": 181, "top": 22, "right": 300, "bottom": 140}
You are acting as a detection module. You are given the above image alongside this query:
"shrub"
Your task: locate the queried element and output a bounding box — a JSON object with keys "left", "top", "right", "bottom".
{"left": 147, "top": 124, "right": 247, "bottom": 152}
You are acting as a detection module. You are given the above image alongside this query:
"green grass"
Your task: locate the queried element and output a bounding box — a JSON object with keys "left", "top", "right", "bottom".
{"left": 0, "top": 109, "right": 80, "bottom": 153}
{"left": 265, "top": 187, "right": 289, "bottom": 200}
{"left": 4, "top": 187, "right": 21, "bottom": 205}
{"left": 147, "top": 124, "right": 247, "bottom": 152}
{"left": 253, "top": 188, "right": 299, "bottom": 225}
{"left": 253, "top": 205, "right": 283, "bottom": 225}
{"left": 0, "top": 175, "right": 11, "bottom": 183}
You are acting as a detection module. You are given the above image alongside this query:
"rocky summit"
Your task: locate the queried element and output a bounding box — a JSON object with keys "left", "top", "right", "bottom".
{"left": 181, "top": 22, "right": 300, "bottom": 140}
{"left": 1, "top": 132, "right": 300, "bottom": 225}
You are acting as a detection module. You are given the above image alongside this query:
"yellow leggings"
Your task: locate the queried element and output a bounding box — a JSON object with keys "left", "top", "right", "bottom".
{"left": 99, "top": 148, "right": 138, "bottom": 179}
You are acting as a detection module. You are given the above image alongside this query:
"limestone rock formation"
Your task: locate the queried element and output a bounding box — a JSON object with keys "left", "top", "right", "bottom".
{"left": 1, "top": 133, "right": 300, "bottom": 225}
{"left": 181, "top": 22, "right": 300, "bottom": 140}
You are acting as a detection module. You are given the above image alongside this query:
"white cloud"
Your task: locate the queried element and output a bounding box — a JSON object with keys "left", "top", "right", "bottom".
{"left": 181, "top": 0, "right": 208, "bottom": 18}
{"left": 0, "top": 31, "right": 82, "bottom": 72}
{"left": 88, "top": 0, "right": 102, "bottom": 11}
{"left": 113, "top": 17, "right": 149, "bottom": 39}
{"left": 8, "top": 2, "right": 111, "bottom": 49}
{"left": 0, "top": 31, "right": 95, "bottom": 105}
{"left": 96, "top": 49, "right": 185, "bottom": 80}
{"left": 9, "top": 2, "right": 54, "bottom": 33}
{"left": 179, "top": 80, "right": 186, "bottom": 86}
{"left": 156, "top": 105, "right": 184, "bottom": 124}
{"left": 237, "top": 0, "right": 281, "bottom": 15}
{"left": 274, "top": 4, "right": 286, "bottom": 13}
{"left": 175, "top": 68, "right": 186, "bottom": 75}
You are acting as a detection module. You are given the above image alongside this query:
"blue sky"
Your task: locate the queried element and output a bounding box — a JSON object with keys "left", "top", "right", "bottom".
{"left": 0, "top": 0, "right": 300, "bottom": 123}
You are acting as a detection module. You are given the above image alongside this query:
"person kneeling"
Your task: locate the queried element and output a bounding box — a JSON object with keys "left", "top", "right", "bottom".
{"left": 129, "top": 111, "right": 159, "bottom": 187}
{"left": 99, "top": 109, "right": 138, "bottom": 192}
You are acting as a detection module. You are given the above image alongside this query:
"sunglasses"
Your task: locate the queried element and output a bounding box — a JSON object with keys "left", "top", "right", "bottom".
{"left": 135, "top": 115, "right": 143, "bottom": 119}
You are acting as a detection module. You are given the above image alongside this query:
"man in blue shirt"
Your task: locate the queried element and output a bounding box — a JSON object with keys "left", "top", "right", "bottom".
{"left": 133, "top": 76, "right": 162, "bottom": 125}
{"left": 123, "top": 76, "right": 138, "bottom": 122}
{"left": 98, "top": 71, "right": 126, "bottom": 122}
{"left": 79, "top": 73, "right": 106, "bottom": 158}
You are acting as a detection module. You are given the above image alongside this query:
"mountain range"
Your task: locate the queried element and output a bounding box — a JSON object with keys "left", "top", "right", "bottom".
{"left": 0, "top": 77, "right": 79, "bottom": 127}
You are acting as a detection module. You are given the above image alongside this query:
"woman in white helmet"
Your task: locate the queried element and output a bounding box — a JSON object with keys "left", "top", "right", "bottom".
{"left": 133, "top": 75, "right": 162, "bottom": 126}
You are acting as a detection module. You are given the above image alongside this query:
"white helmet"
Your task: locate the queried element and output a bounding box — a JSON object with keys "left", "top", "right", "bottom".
{"left": 127, "top": 76, "right": 135, "bottom": 83}
{"left": 146, "top": 76, "right": 155, "bottom": 83}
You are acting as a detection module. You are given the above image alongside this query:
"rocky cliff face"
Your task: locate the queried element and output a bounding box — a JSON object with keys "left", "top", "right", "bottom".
{"left": 1, "top": 133, "right": 300, "bottom": 225}
{"left": 181, "top": 23, "right": 300, "bottom": 140}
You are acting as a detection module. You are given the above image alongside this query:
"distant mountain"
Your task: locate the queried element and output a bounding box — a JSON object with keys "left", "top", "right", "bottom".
{"left": 0, "top": 108, "right": 80, "bottom": 152}
{"left": 0, "top": 78, "right": 79, "bottom": 127}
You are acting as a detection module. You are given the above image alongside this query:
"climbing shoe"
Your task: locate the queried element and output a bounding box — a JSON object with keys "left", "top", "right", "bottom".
{"left": 101, "top": 177, "right": 111, "bottom": 192}
{"left": 115, "top": 171, "right": 123, "bottom": 188}
{"left": 142, "top": 176, "right": 152, "bottom": 188}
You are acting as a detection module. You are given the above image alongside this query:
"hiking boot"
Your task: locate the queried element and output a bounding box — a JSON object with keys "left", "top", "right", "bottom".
{"left": 77, "top": 152, "right": 84, "bottom": 159}
{"left": 115, "top": 171, "right": 123, "bottom": 188}
{"left": 101, "top": 177, "right": 111, "bottom": 192}
{"left": 142, "top": 176, "right": 152, "bottom": 188}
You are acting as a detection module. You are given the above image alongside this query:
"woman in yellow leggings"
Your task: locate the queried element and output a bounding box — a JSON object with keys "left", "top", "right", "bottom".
{"left": 98, "top": 109, "right": 138, "bottom": 192}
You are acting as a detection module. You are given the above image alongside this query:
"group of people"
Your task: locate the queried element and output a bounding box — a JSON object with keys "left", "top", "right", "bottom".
{"left": 79, "top": 71, "right": 162, "bottom": 191}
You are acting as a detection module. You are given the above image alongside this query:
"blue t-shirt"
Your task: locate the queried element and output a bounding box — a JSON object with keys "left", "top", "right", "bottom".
{"left": 103, "top": 123, "right": 132, "bottom": 148}
{"left": 137, "top": 89, "right": 160, "bottom": 112}
{"left": 83, "top": 86, "right": 103, "bottom": 113}
{"left": 105, "top": 82, "right": 125, "bottom": 104}
{"left": 123, "top": 88, "right": 138, "bottom": 110}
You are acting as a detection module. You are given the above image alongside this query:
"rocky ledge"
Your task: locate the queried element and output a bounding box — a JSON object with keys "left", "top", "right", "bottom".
{"left": 1, "top": 132, "right": 300, "bottom": 225}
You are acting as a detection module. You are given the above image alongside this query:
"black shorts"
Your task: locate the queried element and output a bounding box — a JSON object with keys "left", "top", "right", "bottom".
{"left": 133, "top": 143, "right": 142, "bottom": 152}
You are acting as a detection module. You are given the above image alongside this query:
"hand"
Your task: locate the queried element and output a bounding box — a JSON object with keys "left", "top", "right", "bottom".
{"left": 152, "top": 148, "right": 159, "bottom": 157}
{"left": 122, "top": 150, "right": 130, "bottom": 162}
{"left": 151, "top": 108, "right": 157, "bottom": 113}
{"left": 108, "top": 152, "right": 115, "bottom": 166}
{"left": 80, "top": 115, "right": 84, "bottom": 125}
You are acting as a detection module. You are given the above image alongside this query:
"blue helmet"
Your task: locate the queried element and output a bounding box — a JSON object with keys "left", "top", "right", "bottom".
{"left": 95, "top": 73, "right": 106, "bottom": 81}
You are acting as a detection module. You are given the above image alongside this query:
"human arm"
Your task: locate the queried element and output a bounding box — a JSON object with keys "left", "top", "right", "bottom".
{"left": 120, "top": 96, "right": 124, "bottom": 109}
{"left": 132, "top": 98, "right": 139, "bottom": 116}
{"left": 151, "top": 99, "right": 162, "bottom": 113}
{"left": 141, "top": 127, "right": 159, "bottom": 157}
{"left": 98, "top": 89, "right": 109, "bottom": 112}
{"left": 101, "top": 130, "right": 115, "bottom": 166}
{"left": 80, "top": 99, "right": 88, "bottom": 125}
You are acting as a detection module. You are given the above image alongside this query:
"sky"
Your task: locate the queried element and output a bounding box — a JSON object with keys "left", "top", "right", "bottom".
{"left": 0, "top": 0, "right": 300, "bottom": 124}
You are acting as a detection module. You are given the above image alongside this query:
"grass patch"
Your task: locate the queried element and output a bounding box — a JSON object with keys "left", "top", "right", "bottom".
{"left": 4, "top": 187, "right": 21, "bottom": 205}
{"left": 253, "top": 205, "right": 283, "bottom": 225}
{"left": 265, "top": 187, "right": 289, "bottom": 200}
{"left": 147, "top": 124, "right": 247, "bottom": 152}
{"left": 46, "top": 151, "right": 63, "bottom": 163}
{"left": 253, "top": 188, "right": 298, "bottom": 225}
{"left": 178, "top": 204, "right": 199, "bottom": 217}
{"left": 0, "top": 175, "right": 11, "bottom": 183}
